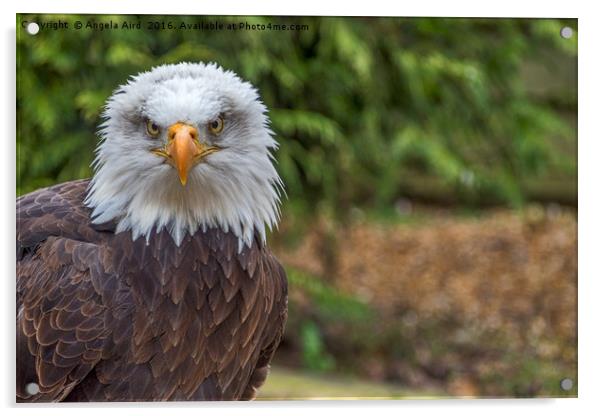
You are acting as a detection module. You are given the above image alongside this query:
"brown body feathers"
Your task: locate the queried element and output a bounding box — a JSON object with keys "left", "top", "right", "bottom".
{"left": 16, "top": 179, "right": 288, "bottom": 401}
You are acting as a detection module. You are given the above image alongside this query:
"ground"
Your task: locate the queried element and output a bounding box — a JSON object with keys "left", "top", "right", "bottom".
{"left": 270, "top": 205, "right": 577, "bottom": 398}
{"left": 258, "top": 366, "right": 442, "bottom": 400}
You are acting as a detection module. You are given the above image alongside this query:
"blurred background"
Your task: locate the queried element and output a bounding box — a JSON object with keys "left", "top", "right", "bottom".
{"left": 17, "top": 15, "right": 577, "bottom": 398}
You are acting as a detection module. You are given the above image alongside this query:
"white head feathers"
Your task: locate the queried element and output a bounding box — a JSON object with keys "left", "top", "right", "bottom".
{"left": 85, "top": 62, "right": 283, "bottom": 249}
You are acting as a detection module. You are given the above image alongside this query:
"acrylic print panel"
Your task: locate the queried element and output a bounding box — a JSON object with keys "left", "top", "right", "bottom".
{"left": 16, "top": 14, "right": 577, "bottom": 401}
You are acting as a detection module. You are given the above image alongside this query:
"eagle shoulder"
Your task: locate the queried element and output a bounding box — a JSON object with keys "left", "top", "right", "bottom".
{"left": 17, "top": 179, "right": 110, "bottom": 260}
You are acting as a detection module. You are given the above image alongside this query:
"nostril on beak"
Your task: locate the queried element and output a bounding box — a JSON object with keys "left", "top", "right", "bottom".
{"left": 167, "top": 123, "right": 198, "bottom": 142}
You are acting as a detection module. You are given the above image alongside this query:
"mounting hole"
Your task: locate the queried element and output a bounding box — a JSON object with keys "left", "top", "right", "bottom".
{"left": 26, "top": 22, "right": 40, "bottom": 36}
{"left": 560, "top": 378, "right": 574, "bottom": 391}
{"left": 560, "top": 26, "right": 573, "bottom": 39}
{"left": 25, "top": 382, "right": 40, "bottom": 395}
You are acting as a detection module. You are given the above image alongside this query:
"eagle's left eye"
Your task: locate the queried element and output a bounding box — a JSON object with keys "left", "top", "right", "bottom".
{"left": 146, "top": 120, "right": 160, "bottom": 137}
{"left": 208, "top": 116, "right": 224, "bottom": 135}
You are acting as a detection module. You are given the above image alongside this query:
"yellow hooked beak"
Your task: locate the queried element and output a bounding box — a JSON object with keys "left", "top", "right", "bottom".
{"left": 152, "top": 122, "right": 221, "bottom": 186}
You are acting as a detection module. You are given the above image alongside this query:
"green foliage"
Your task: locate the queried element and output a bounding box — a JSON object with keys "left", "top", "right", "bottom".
{"left": 285, "top": 267, "right": 379, "bottom": 374}
{"left": 299, "top": 321, "right": 335, "bottom": 372}
{"left": 287, "top": 267, "right": 375, "bottom": 323}
{"left": 17, "top": 15, "right": 577, "bottom": 212}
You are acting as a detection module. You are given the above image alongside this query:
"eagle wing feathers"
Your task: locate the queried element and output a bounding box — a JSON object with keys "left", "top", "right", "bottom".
{"left": 17, "top": 179, "right": 288, "bottom": 402}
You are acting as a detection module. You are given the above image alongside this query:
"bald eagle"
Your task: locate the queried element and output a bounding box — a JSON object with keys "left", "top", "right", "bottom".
{"left": 16, "top": 62, "right": 288, "bottom": 402}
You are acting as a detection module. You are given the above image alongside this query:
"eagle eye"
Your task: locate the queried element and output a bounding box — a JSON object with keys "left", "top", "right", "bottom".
{"left": 146, "top": 120, "right": 160, "bottom": 137}
{"left": 208, "top": 116, "right": 224, "bottom": 135}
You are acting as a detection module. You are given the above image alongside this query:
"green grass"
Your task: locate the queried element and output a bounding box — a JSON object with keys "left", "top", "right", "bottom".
{"left": 257, "top": 366, "right": 443, "bottom": 400}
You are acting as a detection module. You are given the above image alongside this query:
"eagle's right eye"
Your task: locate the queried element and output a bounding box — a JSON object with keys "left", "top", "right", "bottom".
{"left": 146, "top": 120, "right": 160, "bottom": 138}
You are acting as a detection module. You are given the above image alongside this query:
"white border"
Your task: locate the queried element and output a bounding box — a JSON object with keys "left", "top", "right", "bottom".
{"left": 2, "top": 1, "right": 600, "bottom": 415}
{"left": 8, "top": 0, "right": 582, "bottom": 17}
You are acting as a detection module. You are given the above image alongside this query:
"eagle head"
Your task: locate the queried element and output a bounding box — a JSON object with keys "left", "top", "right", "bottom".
{"left": 85, "top": 62, "right": 283, "bottom": 248}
